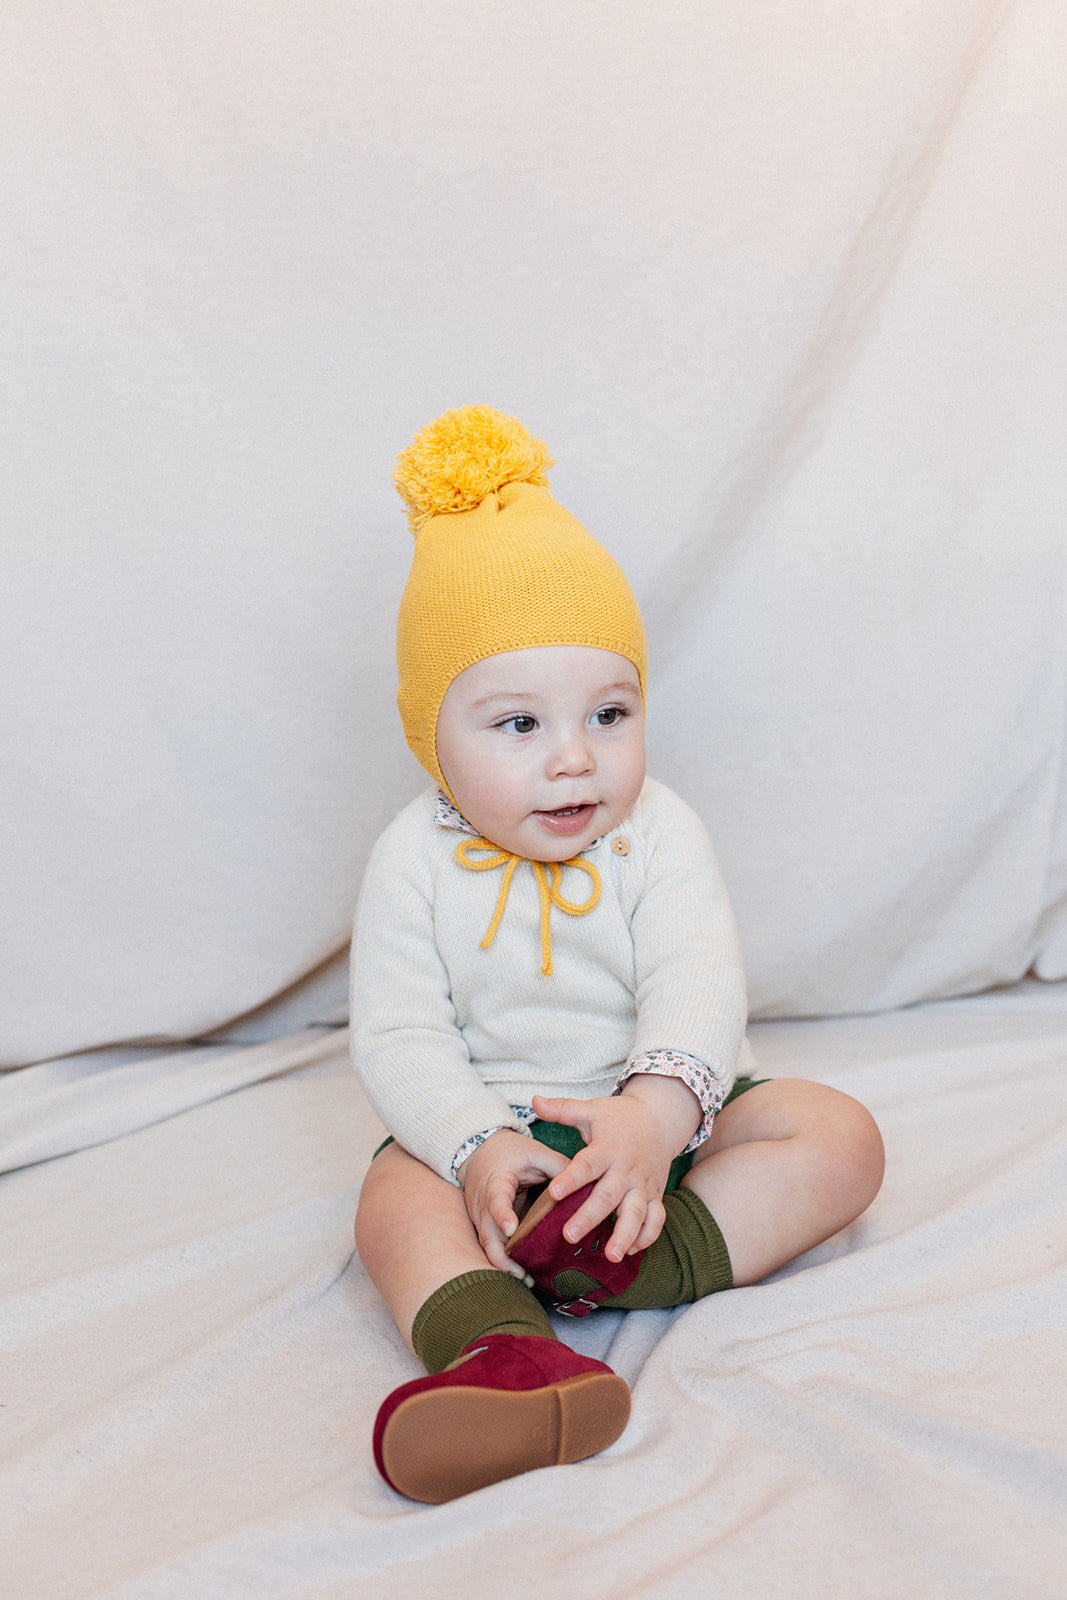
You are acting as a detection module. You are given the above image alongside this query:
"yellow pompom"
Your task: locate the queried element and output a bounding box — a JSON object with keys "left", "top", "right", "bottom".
{"left": 394, "top": 405, "right": 554, "bottom": 534}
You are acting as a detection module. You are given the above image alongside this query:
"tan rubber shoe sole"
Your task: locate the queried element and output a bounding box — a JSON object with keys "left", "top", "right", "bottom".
{"left": 379, "top": 1368, "right": 631, "bottom": 1504}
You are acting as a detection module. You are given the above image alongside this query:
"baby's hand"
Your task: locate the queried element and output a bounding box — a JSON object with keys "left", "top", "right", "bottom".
{"left": 531, "top": 1077, "right": 701, "bottom": 1262}
{"left": 459, "top": 1131, "right": 569, "bottom": 1275}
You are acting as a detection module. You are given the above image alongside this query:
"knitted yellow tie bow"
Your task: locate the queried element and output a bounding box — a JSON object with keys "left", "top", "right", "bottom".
{"left": 455, "top": 838, "right": 601, "bottom": 975}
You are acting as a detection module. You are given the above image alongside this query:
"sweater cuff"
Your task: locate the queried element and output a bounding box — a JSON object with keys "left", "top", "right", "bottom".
{"left": 614, "top": 1049, "right": 727, "bottom": 1152}
{"left": 451, "top": 1119, "right": 533, "bottom": 1186}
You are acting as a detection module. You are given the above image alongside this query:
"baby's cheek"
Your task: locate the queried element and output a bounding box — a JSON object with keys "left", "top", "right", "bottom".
{"left": 467, "top": 775, "right": 530, "bottom": 841}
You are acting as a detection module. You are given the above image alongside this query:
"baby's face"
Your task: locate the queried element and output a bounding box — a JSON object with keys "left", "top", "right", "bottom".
{"left": 436, "top": 646, "right": 645, "bottom": 861}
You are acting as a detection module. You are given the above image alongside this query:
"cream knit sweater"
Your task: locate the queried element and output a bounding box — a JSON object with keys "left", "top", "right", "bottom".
{"left": 350, "top": 777, "right": 749, "bottom": 1183}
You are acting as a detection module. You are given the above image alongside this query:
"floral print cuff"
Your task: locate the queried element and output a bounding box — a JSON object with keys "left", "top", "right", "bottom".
{"left": 614, "top": 1049, "right": 727, "bottom": 1152}
{"left": 450, "top": 1109, "right": 536, "bottom": 1185}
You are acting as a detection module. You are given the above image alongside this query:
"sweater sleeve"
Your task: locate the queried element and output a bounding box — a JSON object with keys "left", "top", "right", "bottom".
{"left": 350, "top": 816, "right": 529, "bottom": 1183}
{"left": 626, "top": 786, "right": 748, "bottom": 1108}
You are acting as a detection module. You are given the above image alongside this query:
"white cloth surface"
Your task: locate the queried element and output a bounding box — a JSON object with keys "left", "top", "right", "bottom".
{"left": 3, "top": 979, "right": 1064, "bottom": 1599}
{"left": 3, "top": 2, "right": 1065, "bottom": 1065}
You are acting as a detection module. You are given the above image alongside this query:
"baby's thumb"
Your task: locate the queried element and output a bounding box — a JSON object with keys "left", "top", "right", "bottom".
{"left": 531, "top": 1093, "right": 590, "bottom": 1136}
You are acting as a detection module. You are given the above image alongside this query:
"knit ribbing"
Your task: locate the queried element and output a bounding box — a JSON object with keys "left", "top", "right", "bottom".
{"left": 599, "top": 1188, "right": 733, "bottom": 1308}
{"left": 411, "top": 1269, "right": 555, "bottom": 1374}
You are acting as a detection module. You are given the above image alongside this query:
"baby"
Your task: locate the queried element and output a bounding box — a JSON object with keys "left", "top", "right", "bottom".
{"left": 352, "top": 406, "right": 883, "bottom": 1503}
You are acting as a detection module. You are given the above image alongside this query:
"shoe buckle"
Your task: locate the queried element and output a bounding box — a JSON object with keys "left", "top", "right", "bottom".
{"left": 553, "top": 1295, "right": 602, "bottom": 1318}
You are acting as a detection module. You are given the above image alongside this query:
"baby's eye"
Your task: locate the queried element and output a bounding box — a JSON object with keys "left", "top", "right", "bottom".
{"left": 594, "top": 706, "right": 626, "bottom": 727}
{"left": 501, "top": 714, "right": 537, "bottom": 734}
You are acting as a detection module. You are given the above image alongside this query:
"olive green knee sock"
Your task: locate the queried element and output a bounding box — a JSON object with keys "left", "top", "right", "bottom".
{"left": 411, "top": 1269, "right": 557, "bottom": 1374}
{"left": 552, "top": 1188, "right": 733, "bottom": 1311}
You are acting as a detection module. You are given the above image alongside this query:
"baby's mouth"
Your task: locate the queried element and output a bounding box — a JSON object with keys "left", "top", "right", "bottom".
{"left": 534, "top": 802, "right": 597, "bottom": 832}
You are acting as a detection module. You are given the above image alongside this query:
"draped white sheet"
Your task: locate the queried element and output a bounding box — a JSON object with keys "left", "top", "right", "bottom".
{"left": 3, "top": 6, "right": 1065, "bottom": 1595}
{"left": 3, "top": 981, "right": 1064, "bottom": 1599}
{"left": 3, "top": 1, "right": 1065, "bottom": 1065}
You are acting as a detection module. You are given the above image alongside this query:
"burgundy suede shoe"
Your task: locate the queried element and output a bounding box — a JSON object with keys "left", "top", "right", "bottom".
{"left": 505, "top": 1182, "right": 644, "bottom": 1314}
{"left": 373, "top": 1333, "right": 630, "bottom": 1503}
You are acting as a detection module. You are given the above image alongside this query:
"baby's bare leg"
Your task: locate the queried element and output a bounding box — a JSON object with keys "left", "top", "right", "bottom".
{"left": 358, "top": 1145, "right": 628, "bottom": 1502}
{"left": 354, "top": 1142, "right": 496, "bottom": 1346}
{"left": 684, "top": 1079, "right": 884, "bottom": 1286}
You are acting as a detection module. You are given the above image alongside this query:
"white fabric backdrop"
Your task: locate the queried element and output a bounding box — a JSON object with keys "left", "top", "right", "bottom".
{"left": 3, "top": 1, "right": 1064, "bottom": 1066}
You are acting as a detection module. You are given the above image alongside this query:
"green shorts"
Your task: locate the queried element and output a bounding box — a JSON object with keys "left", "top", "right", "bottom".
{"left": 372, "top": 1075, "right": 766, "bottom": 1190}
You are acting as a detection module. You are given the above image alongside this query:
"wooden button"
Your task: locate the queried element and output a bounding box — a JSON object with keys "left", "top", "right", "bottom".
{"left": 611, "top": 836, "right": 630, "bottom": 856}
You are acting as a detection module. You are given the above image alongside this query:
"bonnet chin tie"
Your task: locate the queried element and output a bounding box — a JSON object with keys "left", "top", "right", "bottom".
{"left": 455, "top": 839, "right": 601, "bottom": 976}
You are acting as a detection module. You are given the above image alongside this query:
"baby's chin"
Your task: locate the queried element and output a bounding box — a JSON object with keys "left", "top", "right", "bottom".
{"left": 465, "top": 820, "right": 593, "bottom": 862}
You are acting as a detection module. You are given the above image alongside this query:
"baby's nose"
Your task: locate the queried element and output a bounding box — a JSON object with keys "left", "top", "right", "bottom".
{"left": 550, "top": 733, "right": 595, "bottom": 775}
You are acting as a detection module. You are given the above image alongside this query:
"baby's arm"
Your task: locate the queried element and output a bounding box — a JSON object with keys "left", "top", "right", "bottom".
{"left": 458, "top": 1131, "right": 569, "bottom": 1272}
{"left": 531, "top": 1073, "right": 703, "bottom": 1261}
{"left": 352, "top": 811, "right": 533, "bottom": 1183}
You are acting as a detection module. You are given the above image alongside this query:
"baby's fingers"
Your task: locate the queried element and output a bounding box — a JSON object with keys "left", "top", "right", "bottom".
{"left": 466, "top": 1178, "right": 523, "bottom": 1275}
{"left": 562, "top": 1186, "right": 665, "bottom": 1263}
{"left": 477, "top": 1208, "right": 525, "bottom": 1275}
{"left": 483, "top": 1174, "right": 521, "bottom": 1243}
{"left": 599, "top": 1190, "right": 657, "bottom": 1263}
{"left": 556, "top": 1172, "right": 629, "bottom": 1248}
{"left": 531, "top": 1094, "right": 593, "bottom": 1140}
{"left": 621, "top": 1195, "right": 666, "bottom": 1257}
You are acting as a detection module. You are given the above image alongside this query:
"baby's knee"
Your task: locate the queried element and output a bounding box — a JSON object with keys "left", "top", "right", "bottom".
{"left": 819, "top": 1087, "right": 884, "bottom": 1217}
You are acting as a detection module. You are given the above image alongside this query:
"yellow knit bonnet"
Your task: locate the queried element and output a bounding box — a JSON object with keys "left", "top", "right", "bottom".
{"left": 394, "top": 405, "right": 648, "bottom": 791}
